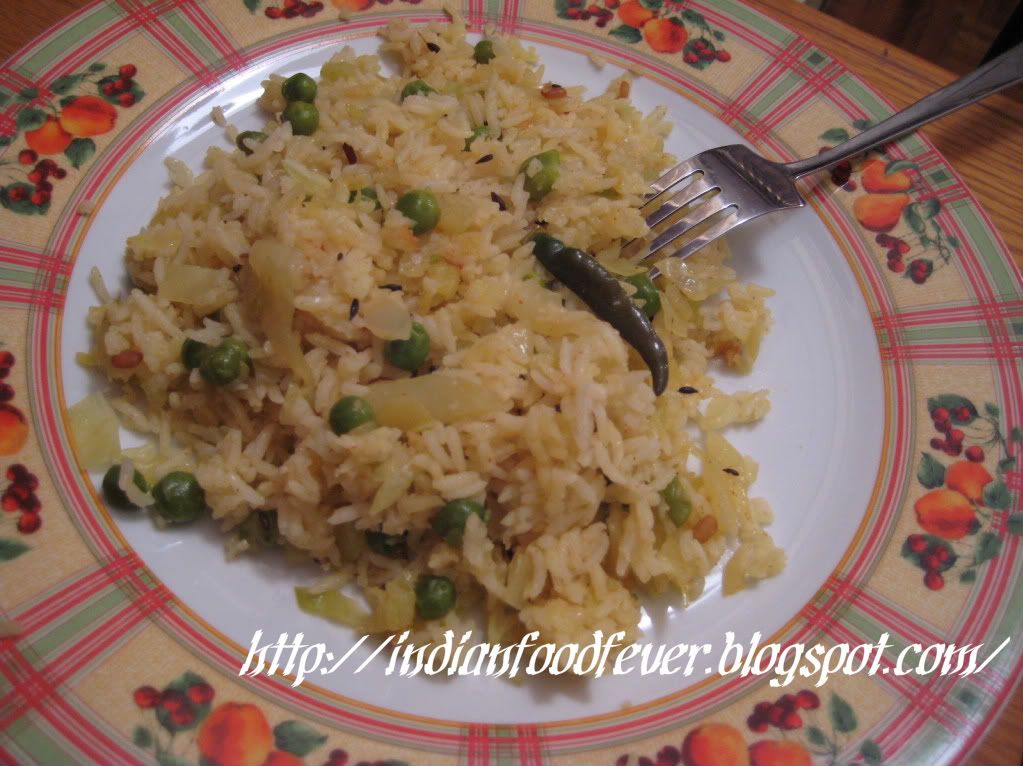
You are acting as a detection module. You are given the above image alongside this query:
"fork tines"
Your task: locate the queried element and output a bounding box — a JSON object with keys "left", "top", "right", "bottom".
{"left": 638, "top": 157, "right": 739, "bottom": 263}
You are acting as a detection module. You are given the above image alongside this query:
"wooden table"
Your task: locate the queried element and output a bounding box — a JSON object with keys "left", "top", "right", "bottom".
{"left": 1, "top": 1, "right": 1020, "bottom": 765}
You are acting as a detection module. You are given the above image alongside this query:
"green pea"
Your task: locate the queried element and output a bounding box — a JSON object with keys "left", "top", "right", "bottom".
{"left": 384, "top": 321, "right": 430, "bottom": 371}
{"left": 415, "top": 574, "right": 456, "bottom": 619}
{"left": 238, "top": 510, "right": 279, "bottom": 551}
{"left": 101, "top": 464, "right": 149, "bottom": 511}
{"left": 181, "top": 338, "right": 208, "bottom": 370}
{"left": 400, "top": 80, "right": 435, "bottom": 101}
{"left": 152, "top": 471, "right": 205, "bottom": 524}
{"left": 235, "top": 130, "right": 268, "bottom": 155}
{"left": 365, "top": 530, "right": 407, "bottom": 558}
{"left": 431, "top": 498, "right": 489, "bottom": 547}
{"left": 473, "top": 40, "right": 496, "bottom": 64}
{"left": 661, "top": 475, "right": 692, "bottom": 527}
{"left": 521, "top": 149, "right": 560, "bottom": 201}
{"left": 348, "top": 187, "right": 380, "bottom": 207}
{"left": 283, "top": 101, "right": 319, "bottom": 136}
{"left": 464, "top": 124, "right": 491, "bottom": 151}
{"left": 329, "top": 396, "right": 375, "bottom": 435}
{"left": 282, "top": 72, "right": 317, "bottom": 103}
{"left": 200, "top": 338, "right": 249, "bottom": 385}
{"left": 625, "top": 273, "right": 661, "bottom": 319}
{"left": 395, "top": 190, "right": 440, "bottom": 235}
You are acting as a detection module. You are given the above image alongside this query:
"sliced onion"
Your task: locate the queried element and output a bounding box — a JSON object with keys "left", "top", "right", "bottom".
{"left": 283, "top": 158, "right": 331, "bottom": 197}
{"left": 369, "top": 459, "right": 414, "bottom": 515}
{"left": 364, "top": 374, "right": 505, "bottom": 430}
{"left": 68, "top": 392, "right": 121, "bottom": 471}
{"left": 159, "top": 263, "right": 232, "bottom": 307}
{"left": 361, "top": 291, "right": 412, "bottom": 341}
{"left": 295, "top": 586, "right": 368, "bottom": 629}
{"left": 249, "top": 238, "right": 311, "bottom": 382}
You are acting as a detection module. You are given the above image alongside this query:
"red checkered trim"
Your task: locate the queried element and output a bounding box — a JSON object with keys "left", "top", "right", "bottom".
{"left": 873, "top": 301, "right": 1023, "bottom": 330}
{"left": 516, "top": 724, "right": 544, "bottom": 766}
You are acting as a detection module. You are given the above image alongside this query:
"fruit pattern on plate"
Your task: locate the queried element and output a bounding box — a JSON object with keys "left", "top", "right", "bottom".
{"left": 817, "top": 122, "right": 962, "bottom": 285}
{"left": 0, "top": 63, "right": 144, "bottom": 215}
{"left": 244, "top": 0, "right": 429, "bottom": 20}
{"left": 555, "top": 0, "right": 731, "bottom": 63}
{"left": 906, "top": 394, "right": 1023, "bottom": 590}
{"left": 130, "top": 671, "right": 410, "bottom": 766}
{"left": 615, "top": 690, "right": 883, "bottom": 766}
{"left": 0, "top": 347, "right": 42, "bottom": 562}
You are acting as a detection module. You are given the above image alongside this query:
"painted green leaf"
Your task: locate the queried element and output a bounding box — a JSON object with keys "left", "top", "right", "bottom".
{"left": 904, "top": 204, "right": 925, "bottom": 234}
{"left": 999, "top": 457, "right": 1017, "bottom": 474}
{"left": 713, "top": 30, "right": 725, "bottom": 40}
{"left": 680, "top": 8, "right": 705, "bottom": 23}
{"left": 64, "top": 137, "right": 96, "bottom": 169}
{"left": 639, "top": 0, "right": 663, "bottom": 10}
{"left": 960, "top": 568, "right": 977, "bottom": 583}
{"left": 805, "top": 725, "right": 827, "bottom": 746}
{"left": 89, "top": 62, "right": 106, "bottom": 72}
{"left": 984, "top": 402, "right": 1000, "bottom": 417}
{"left": 918, "top": 197, "right": 941, "bottom": 218}
{"left": 917, "top": 453, "right": 945, "bottom": 489}
{"left": 59, "top": 95, "right": 76, "bottom": 108}
{"left": 51, "top": 74, "right": 84, "bottom": 94}
{"left": 886, "top": 159, "right": 918, "bottom": 173}
{"left": 1011, "top": 426, "right": 1023, "bottom": 443}
{"left": 380, "top": 761, "right": 411, "bottom": 766}
{"left": 244, "top": 0, "right": 261, "bottom": 11}
{"left": 982, "top": 480, "right": 1010, "bottom": 510}
{"left": 829, "top": 693, "right": 857, "bottom": 734}
{"left": 155, "top": 752, "right": 195, "bottom": 766}
{"left": 975, "top": 531, "right": 1002, "bottom": 564}
{"left": 1005, "top": 514, "right": 1023, "bottom": 536}
{"left": 15, "top": 106, "right": 46, "bottom": 131}
{"left": 274, "top": 720, "right": 327, "bottom": 757}
{"left": 0, "top": 136, "right": 11, "bottom": 147}
{"left": 927, "top": 395, "right": 978, "bottom": 424}
{"left": 860, "top": 739, "right": 883, "bottom": 765}
{"left": 608, "top": 25, "right": 643, "bottom": 43}
{"left": 0, "top": 538, "right": 30, "bottom": 561}
{"left": 947, "top": 235, "right": 961, "bottom": 248}
{"left": 820, "top": 127, "right": 850, "bottom": 143}
{"left": 132, "top": 725, "right": 153, "bottom": 748}
{"left": 17, "top": 87, "right": 39, "bottom": 101}
{"left": 852, "top": 118, "right": 873, "bottom": 130}
{"left": 1, "top": 183, "right": 49, "bottom": 215}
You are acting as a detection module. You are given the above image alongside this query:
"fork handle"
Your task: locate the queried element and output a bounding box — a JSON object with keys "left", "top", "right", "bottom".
{"left": 784, "top": 42, "right": 1023, "bottom": 179}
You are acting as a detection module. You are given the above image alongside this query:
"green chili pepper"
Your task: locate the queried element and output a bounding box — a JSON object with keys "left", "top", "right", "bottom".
{"left": 529, "top": 234, "right": 668, "bottom": 394}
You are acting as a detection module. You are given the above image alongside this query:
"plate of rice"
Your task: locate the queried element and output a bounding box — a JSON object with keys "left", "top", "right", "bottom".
{"left": 2, "top": 1, "right": 1021, "bottom": 764}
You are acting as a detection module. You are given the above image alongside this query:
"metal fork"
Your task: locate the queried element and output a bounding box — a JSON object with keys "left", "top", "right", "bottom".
{"left": 636, "top": 41, "right": 1023, "bottom": 268}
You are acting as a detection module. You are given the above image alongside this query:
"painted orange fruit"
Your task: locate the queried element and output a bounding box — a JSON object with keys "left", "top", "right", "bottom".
{"left": 59, "top": 95, "right": 117, "bottom": 137}
{"left": 617, "top": 0, "right": 654, "bottom": 27}
{"left": 197, "top": 703, "right": 273, "bottom": 766}
{"left": 749, "top": 740, "right": 813, "bottom": 766}
{"left": 643, "top": 17, "right": 688, "bottom": 53}
{"left": 0, "top": 404, "right": 29, "bottom": 456}
{"left": 914, "top": 488, "right": 977, "bottom": 540}
{"left": 946, "top": 460, "right": 993, "bottom": 503}
{"left": 25, "top": 117, "right": 73, "bottom": 155}
{"left": 682, "top": 723, "right": 750, "bottom": 766}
